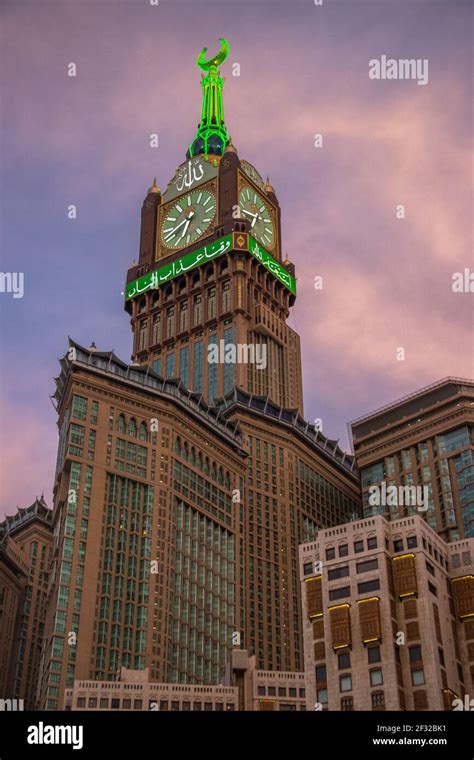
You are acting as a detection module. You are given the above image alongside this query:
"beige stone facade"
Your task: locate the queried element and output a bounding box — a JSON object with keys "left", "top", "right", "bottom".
{"left": 64, "top": 650, "right": 306, "bottom": 712}
{"left": 299, "top": 514, "right": 474, "bottom": 711}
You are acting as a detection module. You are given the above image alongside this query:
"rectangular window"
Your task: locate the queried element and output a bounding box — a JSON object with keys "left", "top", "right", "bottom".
{"left": 193, "top": 341, "right": 203, "bottom": 393}
{"left": 72, "top": 395, "right": 87, "bottom": 420}
{"left": 223, "top": 327, "right": 234, "bottom": 395}
{"left": 207, "top": 288, "right": 216, "bottom": 319}
{"left": 180, "top": 346, "right": 189, "bottom": 388}
{"left": 368, "top": 645, "right": 381, "bottom": 664}
{"left": 338, "top": 652, "right": 351, "bottom": 670}
{"left": 361, "top": 462, "right": 384, "bottom": 488}
{"left": 339, "top": 544, "right": 349, "bottom": 557}
{"left": 367, "top": 537, "right": 377, "bottom": 550}
{"left": 222, "top": 281, "right": 231, "bottom": 312}
{"left": 357, "top": 579, "right": 380, "bottom": 594}
{"left": 371, "top": 692, "right": 385, "bottom": 708}
{"left": 139, "top": 319, "right": 147, "bottom": 350}
{"left": 166, "top": 352, "right": 175, "bottom": 378}
{"left": 193, "top": 296, "right": 202, "bottom": 325}
{"left": 315, "top": 665, "right": 326, "bottom": 682}
{"left": 328, "top": 566, "right": 349, "bottom": 580}
{"left": 166, "top": 307, "right": 174, "bottom": 338}
{"left": 411, "top": 669, "right": 425, "bottom": 686}
{"left": 356, "top": 558, "right": 378, "bottom": 573}
{"left": 208, "top": 336, "right": 218, "bottom": 403}
{"left": 329, "top": 585, "right": 351, "bottom": 601}
{"left": 409, "top": 645, "right": 422, "bottom": 663}
{"left": 354, "top": 540, "right": 364, "bottom": 553}
{"left": 152, "top": 314, "right": 161, "bottom": 344}
{"left": 316, "top": 688, "right": 328, "bottom": 704}
{"left": 179, "top": 302, "right": 188, "bottom": 332}
{"left": 339, "top": 675, "right": 352, "bottom": 692}
{"left": 326, "top": 547, "right": 336, "bottom": 560}
{"left": 370, "top": 669, "right": 383, "bottom": 686}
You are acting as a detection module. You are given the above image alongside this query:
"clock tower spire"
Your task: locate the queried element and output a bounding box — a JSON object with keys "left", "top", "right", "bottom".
{"left": 187, "top": 37, "right": 231, "bottom": 159}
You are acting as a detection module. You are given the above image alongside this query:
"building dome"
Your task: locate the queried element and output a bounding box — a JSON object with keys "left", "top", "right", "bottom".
{"left": 147, "top": 177, "right": 160, "bottom": 195}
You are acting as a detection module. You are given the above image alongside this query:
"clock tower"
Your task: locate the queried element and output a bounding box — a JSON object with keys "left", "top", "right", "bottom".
{"left": 125, "top": 37, "right": 303, "bottom": 415}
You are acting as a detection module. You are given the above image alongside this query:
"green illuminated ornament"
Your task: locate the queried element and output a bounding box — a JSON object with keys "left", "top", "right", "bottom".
{"left": 187, "top": 37, "right": 231, "bottom": 159}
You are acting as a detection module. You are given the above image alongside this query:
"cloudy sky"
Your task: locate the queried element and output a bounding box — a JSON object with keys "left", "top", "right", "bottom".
{"left": 1, "top": 0, "right": 472, "bottom": 517}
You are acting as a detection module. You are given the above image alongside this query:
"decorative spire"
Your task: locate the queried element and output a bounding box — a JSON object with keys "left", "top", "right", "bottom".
{"left": 265, "top": 176, "right": 275, "bottom": 194}
{"left": 147, "top": 177, "right": 160, "bottom": 195}
{"left": 187, "top": 37, "right": 231, "bottom": 159}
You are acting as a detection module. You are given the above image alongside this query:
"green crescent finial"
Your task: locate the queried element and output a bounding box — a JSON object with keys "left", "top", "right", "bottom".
{"left": 187, "top": 37, "right": 231, "bottom": 159}
{"left": 197, "top": 37, "right": 229, "bottom": 72}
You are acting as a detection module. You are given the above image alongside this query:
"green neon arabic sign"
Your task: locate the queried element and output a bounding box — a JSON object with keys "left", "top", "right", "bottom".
{"left": 247, "top": 236, "right": 296, "bottom": 295}
{"left": 125, "top": 233, "right": 296, "bottom": 300}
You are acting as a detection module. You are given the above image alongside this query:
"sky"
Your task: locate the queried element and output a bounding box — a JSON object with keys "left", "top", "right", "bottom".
{"left": 0, "top": 0, "right": 472, "bottom": 518}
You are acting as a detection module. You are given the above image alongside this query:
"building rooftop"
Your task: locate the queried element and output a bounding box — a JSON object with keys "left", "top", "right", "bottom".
{"left": 53, "top": 339, "right": 246, "bottom": 455}
{"left": 218, "top": 386, "right": 358, "bottom": 479}
{"left": 0, "top": 496, "right": 52, "bottom": 535}
{"left": 349, "top": 377, "right": 474, "bottom": 446}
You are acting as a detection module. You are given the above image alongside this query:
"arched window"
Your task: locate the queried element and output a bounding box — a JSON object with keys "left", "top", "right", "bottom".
{"left": 197, "top": 453, "right": 203, "bottom": 471}
{"left": 128, "top": 418, "right": 137, "bottom": 438}
{"left": 211, "top": 463, "right": 217, "bottom": 481}
{"left": 139, "top": 423, "right": 148, "bottom": 441}
{"left": 218, "top": 467, "right": 224, "bottom": 485}
{"left": 175, "top": 437, "right": 181, "bottom": 455}
{"left": 183, "top": 442, "right": 189, "bottom": 461}
{"left": 117, "top": 414, "right": 126, "bottom": 433}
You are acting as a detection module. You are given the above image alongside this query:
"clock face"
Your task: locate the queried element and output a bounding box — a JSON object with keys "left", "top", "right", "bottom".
{"left": 160, "top": 189, "right": 216, "bottom": 250}
{"left": 239, "top": 186, "right": 275, "bottom": 249}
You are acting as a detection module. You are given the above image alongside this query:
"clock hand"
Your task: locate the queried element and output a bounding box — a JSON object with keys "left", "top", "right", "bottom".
{"left": 242, "top": 208, "right": 258, "bottom": 228}
{"left": 164, "top": 211, "right": 195, "bottom": 240}
{"left": 180, "top": 217, "right": 192, "bottom": 240}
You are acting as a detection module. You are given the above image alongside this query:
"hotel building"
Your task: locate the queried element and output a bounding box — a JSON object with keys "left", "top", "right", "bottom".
{"left": 350, "top": 378, "right": 474, "bottom": 541}
{"left": 299, "top": 514, "right": 474, "bottom": 711}
{"left": 0, "top": 498, "right": 53, "bottom": 708}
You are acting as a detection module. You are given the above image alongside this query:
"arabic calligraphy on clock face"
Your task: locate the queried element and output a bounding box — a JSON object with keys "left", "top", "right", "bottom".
{"left": 239, "top": 186, "right": 275, "bottom": 250}
{"left": 160, "top": 189, "right": 217, "bottom": 250}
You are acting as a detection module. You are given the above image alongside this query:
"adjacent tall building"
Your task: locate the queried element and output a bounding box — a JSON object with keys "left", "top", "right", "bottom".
{"left": 350, "top": 378, "right": 474, "bottom": 541}
{"left": 0, "top": 498, "right": 53, "bottom": 708}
